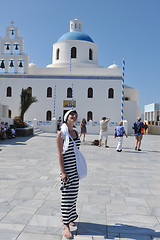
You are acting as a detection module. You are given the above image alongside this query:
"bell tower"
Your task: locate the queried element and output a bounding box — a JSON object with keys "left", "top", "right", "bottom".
{"left": 0, "top": 21, "right": 29, "bottom": 74}
{"left": 70, "top": 18, "right": 82, "bottom": 32}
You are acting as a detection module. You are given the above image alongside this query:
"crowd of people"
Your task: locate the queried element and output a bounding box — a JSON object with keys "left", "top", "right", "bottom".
{"left": 0, "top": 121, "right": 16, "bottom": 140}
{"left": 57, "top": 115, "right": 147, "bottom": 152}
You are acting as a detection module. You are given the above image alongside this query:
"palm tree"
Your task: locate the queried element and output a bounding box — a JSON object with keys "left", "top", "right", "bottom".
{"left": 20, "top": 88, "right": 38, "bottom": 122}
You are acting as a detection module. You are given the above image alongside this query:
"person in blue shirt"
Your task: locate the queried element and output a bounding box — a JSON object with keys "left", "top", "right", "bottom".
{"left": 115, "top": 121, "right": 128, "bottom": 152}
{"left": 132, "top": 117, "right": 145, "bottom": 151}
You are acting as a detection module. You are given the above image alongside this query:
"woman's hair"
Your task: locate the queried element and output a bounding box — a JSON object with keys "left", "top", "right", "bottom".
{"left": 82, "top": 118, "right": 86, "bottom": 124}
{"left": 118, "top": 121, "right": 123, "bottom": 126}
{"left": 65, "top": 110, "right": 78, "bottom": 123}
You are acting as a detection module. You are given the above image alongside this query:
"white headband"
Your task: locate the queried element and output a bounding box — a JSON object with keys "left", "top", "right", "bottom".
{"left": 64, "top": 110, "right": 74, "bottom": 122}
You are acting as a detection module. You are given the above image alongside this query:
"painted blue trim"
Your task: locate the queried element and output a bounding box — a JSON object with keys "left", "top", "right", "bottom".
{"left": 0, "top": 74, "right": 122, "bottom": 80}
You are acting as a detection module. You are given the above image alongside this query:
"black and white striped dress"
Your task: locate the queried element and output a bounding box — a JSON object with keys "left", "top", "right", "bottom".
{"left": 61, "top": 132, "right": 81, "bottom": 225}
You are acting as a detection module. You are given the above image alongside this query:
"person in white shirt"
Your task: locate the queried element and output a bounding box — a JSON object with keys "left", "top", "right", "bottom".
{"left": 98, "top": 117, "right": 110, "bottom": 148}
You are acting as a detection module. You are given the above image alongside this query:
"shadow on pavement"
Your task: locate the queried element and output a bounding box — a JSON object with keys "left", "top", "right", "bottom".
{"left": 35, "top": 134, "right": 57, "bottom": 139}
{"left": 123, "top": 149, "right": 160, "bottom": 154}
{"left": 0, "top": 136, "right": 32, "bottom": 146}
{"left": 73, "top": 222, "right": 160, "bottom": 239}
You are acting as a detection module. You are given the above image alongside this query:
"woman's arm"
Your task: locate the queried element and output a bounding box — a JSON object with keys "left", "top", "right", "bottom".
{"left": 56, "top": 131, "right": 67, "bottom": 183}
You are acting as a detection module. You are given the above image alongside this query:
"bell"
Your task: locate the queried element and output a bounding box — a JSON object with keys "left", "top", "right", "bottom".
{"left": 15, "top": 44, "right": 18, "bottom": 50}
{"left": 0, "top": 60, "right": 5, "bottom": 69}
{"left": 19, "top": 61, "right": 23, "bottom": 68}
{"left": 6, "top": 44, "right": 10, "bottom": 50}
{"left": 11, "top": 30, "right": 14, "bottom": 35}
{"left": 10, "top": 60, "right": 14, "bottom": 67}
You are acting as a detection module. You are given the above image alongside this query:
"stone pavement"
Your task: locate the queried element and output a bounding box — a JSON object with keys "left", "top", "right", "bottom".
{"left": 0, "top": 133, "right": 160, "bottom": 240}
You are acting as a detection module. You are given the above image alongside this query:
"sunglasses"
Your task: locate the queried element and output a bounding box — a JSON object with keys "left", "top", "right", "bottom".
{"left": 70, "top": 112, "right": 78, "bottom": 117}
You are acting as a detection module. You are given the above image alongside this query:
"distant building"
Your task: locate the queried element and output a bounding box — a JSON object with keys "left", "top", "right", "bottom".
{"left": 144, "top": 103, "right": 160, "bottom": 122}
{"left": 144, "top": 103, "right": 160, "bottom": 135}
{"left": 0, "top": 19, "right": 141, "bottom": 134}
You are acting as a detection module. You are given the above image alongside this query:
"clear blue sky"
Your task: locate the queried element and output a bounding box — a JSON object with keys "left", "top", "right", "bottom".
{"left": 0, "top": 0, "right": 159, "bottom": 114}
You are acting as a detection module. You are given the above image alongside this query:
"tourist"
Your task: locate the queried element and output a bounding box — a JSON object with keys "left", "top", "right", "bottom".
{"left": 132, "top": 117, "right": 145, "bottom": 151}
{"left": 98, "top": 117, "right": 110, "bottom": 147}
{"left": 79, "top": 118, "right": 87, "bottom": 141}
{"left": 0, "top": 122, "right": 6, "bottom": 139}
{"left": 57, "top": 117, "right": 62, "bottom": 131}
{"left": 114, "top": 121, "right": 128, "bottom": 152}
{"left": 57, "top": 110, "right": 81, "bottom": 239}
{"left": 5, "top": 122, "right": 12, "bottom": 138}
{"left": 144, "top": 122, "right": 148, "bottom": 134}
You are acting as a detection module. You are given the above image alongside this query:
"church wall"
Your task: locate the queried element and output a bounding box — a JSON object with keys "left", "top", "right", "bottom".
{"left": 124, "top": 100, "right": 137, "bottom": 135}
{"left": 1, "top": 76, "right": 123, "bottom": 133}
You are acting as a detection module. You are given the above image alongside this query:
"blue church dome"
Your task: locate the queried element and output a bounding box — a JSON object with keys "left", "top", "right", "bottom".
{"left": 57, "top": 31, "right": 94, "bottom": 43}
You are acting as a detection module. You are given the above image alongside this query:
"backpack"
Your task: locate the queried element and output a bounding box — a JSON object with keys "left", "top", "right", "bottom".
{"left": 134, "top": 122, "right": 141, "bottom": 134}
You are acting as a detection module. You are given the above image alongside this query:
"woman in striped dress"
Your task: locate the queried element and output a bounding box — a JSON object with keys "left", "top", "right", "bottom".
{"left": 57, "top": 110, "right": 80, "bottom": 239}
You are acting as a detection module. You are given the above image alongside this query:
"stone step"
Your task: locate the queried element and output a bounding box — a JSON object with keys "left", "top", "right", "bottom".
{"left": 34, "top": 128, "right": 44, "bottom": 135}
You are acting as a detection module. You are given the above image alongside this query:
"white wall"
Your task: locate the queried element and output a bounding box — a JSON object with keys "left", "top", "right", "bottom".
{"left": 124, "top": 100, "right": 137, "bottom": 135}
{"left": 0, "top": 72, "right": 138, "bottom": 135}
{"left": 1, "top": 76, "right": 122, "bottom": 130}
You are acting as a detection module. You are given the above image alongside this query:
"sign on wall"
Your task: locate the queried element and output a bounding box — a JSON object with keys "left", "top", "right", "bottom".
{"left": 63, "top": 100, "right": 76, "bottom": 108}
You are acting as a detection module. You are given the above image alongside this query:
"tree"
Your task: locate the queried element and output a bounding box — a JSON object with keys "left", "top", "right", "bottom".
{"left": 20, "top": 88, "right": 38, "bottom": 122}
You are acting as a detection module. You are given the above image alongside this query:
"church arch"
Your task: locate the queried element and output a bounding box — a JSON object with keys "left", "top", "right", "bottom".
{"left": 27, "top": 87, "right": 32, "bottom": 96}
{"left": 6, "top": 86, "right": 12, "bottom": 97}
{"left": 71, "top": 47, "right": 77, "bottom": 58}
{"left": 67, "top": 87, "right": 72, "bottom": 98}
{"left": 89, "top": 49, "right": 93, "bottom": 60}
{"left": 87, "top": 111, "right": 93, "bottom": 121}
{"left": 56, "top": 48, "right": 60, "bottom": 60}
{"left": 46, "top": 110, "right": 52, "bottom": 121}
{"left": 47, "top": 87, "right": 52, "bottom": 98}
{"left": 108, "top": 88, "right": 114, "bottom": 98}
{"left": 88, "top": 87, "right": 93, "bottom": 98}
{"left": 8, "top": 109, "right": 12, "bottom": 118}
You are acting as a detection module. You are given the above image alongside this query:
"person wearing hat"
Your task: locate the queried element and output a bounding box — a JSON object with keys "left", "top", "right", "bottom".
{"left": 98, "top": 117, "right": 110, "bottom": 147}
{"left": 57, "top": 110, "right": 80, "bottom": 239}
{"left": 132, "top": 117, "right": 145, "bottom": 151}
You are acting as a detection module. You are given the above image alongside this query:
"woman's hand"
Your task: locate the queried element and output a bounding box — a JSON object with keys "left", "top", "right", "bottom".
{"left": 61, "top": 173, "right": 67, "bottom": 184}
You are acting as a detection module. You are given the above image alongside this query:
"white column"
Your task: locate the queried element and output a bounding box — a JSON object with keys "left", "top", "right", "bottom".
{"left": 14, "top": 59, "right": 18, "bottom": 73}
{"left": 5, "top": 59, "right": 9, "bottom": 73}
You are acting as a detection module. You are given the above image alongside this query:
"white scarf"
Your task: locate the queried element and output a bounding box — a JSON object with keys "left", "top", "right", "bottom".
{"left": 61, "top": 123, "right": 70, "bottom": 154}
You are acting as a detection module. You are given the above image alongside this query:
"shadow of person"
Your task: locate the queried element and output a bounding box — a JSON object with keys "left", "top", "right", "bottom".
{"left": 72, "top": 222, "right": 160, "bottom": 239}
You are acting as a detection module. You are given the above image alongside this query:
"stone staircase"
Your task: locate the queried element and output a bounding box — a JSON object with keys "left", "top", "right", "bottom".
{"left": 34, "top": 128, "right": 44, "bottom": 135}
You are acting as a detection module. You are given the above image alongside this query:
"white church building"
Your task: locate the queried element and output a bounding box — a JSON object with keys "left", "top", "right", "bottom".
{"left": 0, "top": 19, "right": 141, "bottom": 135}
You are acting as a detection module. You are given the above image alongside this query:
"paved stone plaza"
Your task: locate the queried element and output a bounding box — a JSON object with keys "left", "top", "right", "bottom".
{"left": 0, "top": 133, "right": 160, "bottom": 240}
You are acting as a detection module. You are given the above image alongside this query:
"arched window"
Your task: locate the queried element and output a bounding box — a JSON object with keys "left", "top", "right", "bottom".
{"left": 89, "top": 49, "right": 93, "bottom": 60}
{"left": 7, "top": 86, "right": 12, "bottom": 97}
{"left": 67, "top": 87, "right": 72, "bottom": 98}
{"left": 47, "top": 87, "right": 52, "bottom": 98}
{"left": 56, "top": 48, "right": 59, "bottom": 60}
{"left": 71, "top": 47, "right": 77, "bottom": 58}
{"left": 87, "top": 111, "right": 93, "bottom": 121}
{"left": 27, "top": 87, "right": 32, "bottom": 96}
{"left": 8, "top": 109, "right": 12, "bottom": 118}
{"left": 46, "top": 111, "right": 52, "bottom": 121}
{"left": 108, "top": 88, "right": 114, "bottom": 98}
{"left": 88, "top": 87, "right": 93, "bottom": 98}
